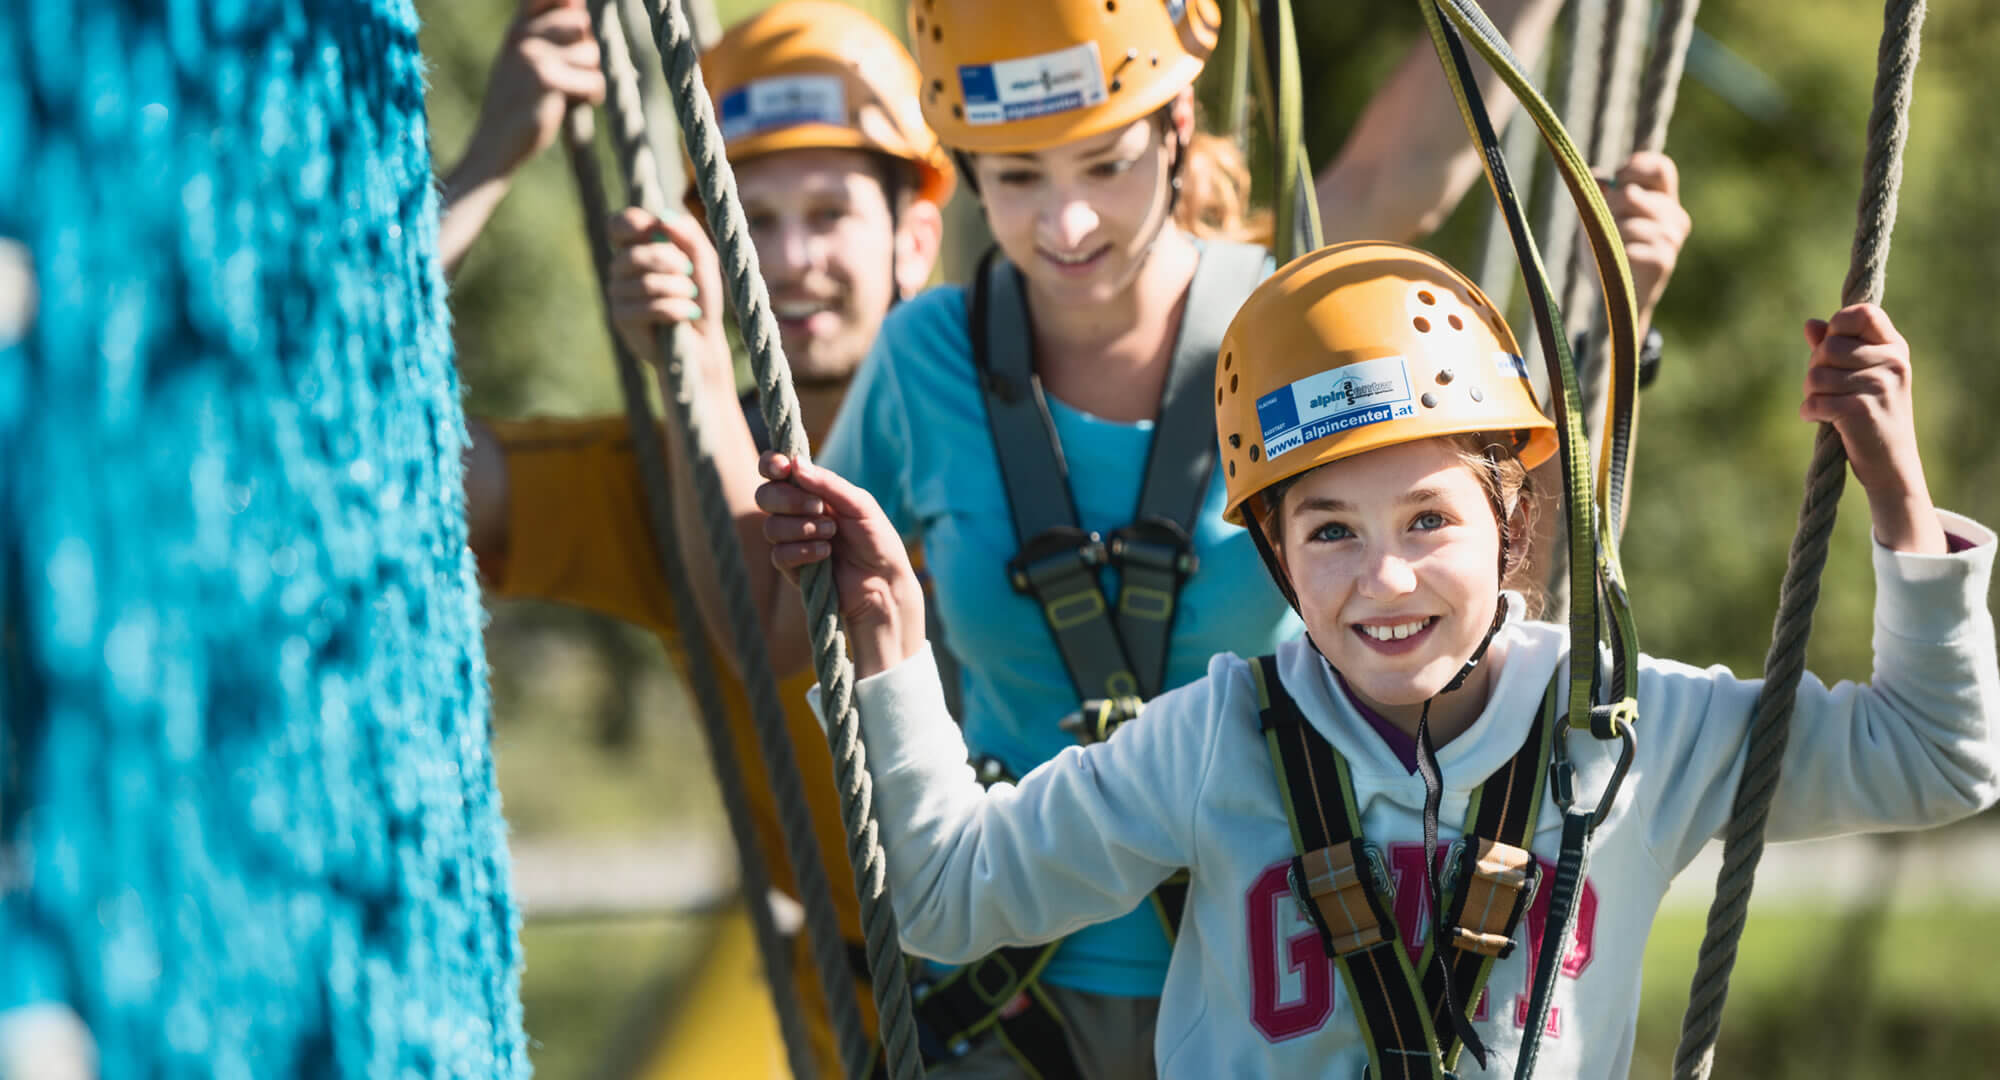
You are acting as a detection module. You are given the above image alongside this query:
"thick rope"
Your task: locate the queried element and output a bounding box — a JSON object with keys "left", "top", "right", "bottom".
{"left": 641, "top": 1, "right": 926, "bottom": 1076}
{"left": 587, "top": 2, "right": 880, "bottom": 1076}
{"left": 1566, "top": 0, "right": 1647, "bottom": 440}
{"left": 1671, "top": 3, "right": 1925, "bottom": 1075}
{"left": 560, "top": 98, "right": 824, "bottom": 1080}
{"left": 1632, "top": 0, "right": 1703, "bottom": 156}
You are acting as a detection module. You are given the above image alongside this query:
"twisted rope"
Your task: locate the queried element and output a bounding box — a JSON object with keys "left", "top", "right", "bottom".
{"left": 586, "top": 1, "right": 881, "bottom": 1076}
{"left": 1632, "top": 0, "right": 1703, "bottom": 156}
{"left": 1672, "top": 3, "right": 1925, "bottom": 1075}
{"left": 1567, "top": 0, "right": 1647, "bottom": 437}
{"left": 562, "top": 82, "right": 829, "bottom": 1080}
{"left": 641, "top": 0, "right": 925, "bottom": 1076}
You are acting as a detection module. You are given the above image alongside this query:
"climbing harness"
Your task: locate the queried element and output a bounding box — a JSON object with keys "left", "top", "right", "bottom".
{"left": 642, "top": 0, "right": 930, "bottom": 1073}
{"left": 1673, "top": 3, "right": 1927, "bottom": 1076}
{"left": 911, "top": 239, "right": 1265, "bottom": 1076}
{"left": 973, "top": 241, "right": 1269, "bottom": 716}
{"left": 1254, "top": 655, "right": 1559, "bottom": 1079}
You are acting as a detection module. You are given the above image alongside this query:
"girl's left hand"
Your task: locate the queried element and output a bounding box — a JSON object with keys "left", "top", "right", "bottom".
{"left": 1801, "top": 303, "right": 1945, "bottom": 554}
{"left": 756, "top": 452, "right": 927, "bottom": 677}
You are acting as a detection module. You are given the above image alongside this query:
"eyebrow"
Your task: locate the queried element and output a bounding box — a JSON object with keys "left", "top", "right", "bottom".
{"left": 995, "top": 128, "right": 1129, "bottom": 164}
{"left": 1293, "top": 487, "right": 1450, "bottom": 514}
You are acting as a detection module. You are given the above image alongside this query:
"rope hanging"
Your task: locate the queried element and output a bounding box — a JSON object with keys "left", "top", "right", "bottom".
{"left": 583, "top": 1, "right": 882, "bottom": 1075}
{"left": 1566, "top": 0, "right": 1647, "bottom": 436}
{"left": 1671, "top": 3, "right": 1926, "bottom": 1075}
{"left": 639, "top": 0, "right": 927, "bottom": 1076}
{"left": 560, "top": 20, "right": 827, "bottom": 1080}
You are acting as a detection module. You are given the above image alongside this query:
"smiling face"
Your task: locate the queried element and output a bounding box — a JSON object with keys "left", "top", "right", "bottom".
{"left": 1273, "top": 437, "right": 1510, "bottom": 716}
{"left": 737, "top": 147, "right": 910, "bottom": 382}
{"left": 967, "top": 101, "right": 1185, "bottom": 306}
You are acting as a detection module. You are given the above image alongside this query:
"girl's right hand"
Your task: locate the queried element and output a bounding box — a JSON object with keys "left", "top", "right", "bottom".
{"left": 757, "top": 452, "right": 927, "bottom": 677}
{"left": 607, "top": 207, "right": 730, "bottom": 386}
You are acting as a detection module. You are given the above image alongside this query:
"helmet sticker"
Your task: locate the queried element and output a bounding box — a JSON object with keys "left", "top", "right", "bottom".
{"left": 957, "top": 41, "right": 1108, "bottom": 126}
{"left": 720, "top": 75, "right": 848, "bottom": 142}
{"left": 1165, "top": 0, "right": 1186, "bottom": 22}
{"left": 1494, "top": 351, "right": 1529, "bottom": 379}
{"left": 1254, "top": 356, "right": 1417, "bottom": 461}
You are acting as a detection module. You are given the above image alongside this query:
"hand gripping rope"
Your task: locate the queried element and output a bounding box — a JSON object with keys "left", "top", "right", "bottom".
{"left": 1411, "top": 1, "right": 1647, "bottom": 1074}
{"left": 558, "top": 1, "right": 841, "bottom": 1075}
{"left": 577, "top": 0, "right": 897, "bottom": 1074}
{"left": 638, "top": 0, "right": 928, "bottom": 1076}
{"left": 1672, "top": 3, "right": 1927, "bottom": 1076}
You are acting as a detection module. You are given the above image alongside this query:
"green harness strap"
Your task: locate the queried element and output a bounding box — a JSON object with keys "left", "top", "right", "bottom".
{"left": 1252, "top": 655, "right": 1559, "bottom": 1079}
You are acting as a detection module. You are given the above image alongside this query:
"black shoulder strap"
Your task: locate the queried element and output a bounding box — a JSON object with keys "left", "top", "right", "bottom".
{"left": 1254, "top": 655, "right": 1560, "bottom": 1079}
{"left": 972, "top": 243, "right": 1269, "bottom": 703}
{"left": 971, "top": 248, "right": 1137, "bottom": 700}
{"left": 1114, "top": 241, "right": 1270, "bottom": 696}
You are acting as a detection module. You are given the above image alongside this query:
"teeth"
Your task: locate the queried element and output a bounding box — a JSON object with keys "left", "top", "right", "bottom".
{"left": 1360, "top": 619, "right": 1431, "bottom": 641}
{"left": 774, "top": 301, "right": 831, "bottom": 319}
{"left": 1044, "top": 249, "right": 1097, "bottom": 266}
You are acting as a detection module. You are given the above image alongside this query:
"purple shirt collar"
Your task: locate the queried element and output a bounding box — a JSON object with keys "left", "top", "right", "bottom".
{"left": 1327, "top": 664, "right": 1421, "bottom": 774}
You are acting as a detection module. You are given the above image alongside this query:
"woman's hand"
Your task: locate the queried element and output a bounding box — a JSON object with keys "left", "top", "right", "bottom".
{"left": 757, "top": 452, "right": 926, "bottom": 677}
{"left": 1801, "top": 303, "right": 1945, "bottom": 554}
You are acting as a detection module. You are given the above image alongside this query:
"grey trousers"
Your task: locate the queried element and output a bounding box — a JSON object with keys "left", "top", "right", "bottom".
{"left": 927, "top": 984, "right": 1159, "bottom": 1080}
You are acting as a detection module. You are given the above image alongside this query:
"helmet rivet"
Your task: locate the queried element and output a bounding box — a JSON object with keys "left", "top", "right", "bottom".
{"left": 1469, "top": 386, "right": 1486, "bottom": 403}
{"left": 1421, "top": 392, "right": 1440, "bottom": 409}
{"left": 1435, "top": 368, "right": 1454, "bottom": 385}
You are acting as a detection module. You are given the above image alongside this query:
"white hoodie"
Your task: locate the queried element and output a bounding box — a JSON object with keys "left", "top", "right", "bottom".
{"left": 827, "top": 512, "right": 1999, "bottom": 1078}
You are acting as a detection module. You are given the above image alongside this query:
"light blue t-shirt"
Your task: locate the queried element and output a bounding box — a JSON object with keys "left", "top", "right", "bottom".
{"left": 821, "top": 283, "right": 1303, "bottom": 997}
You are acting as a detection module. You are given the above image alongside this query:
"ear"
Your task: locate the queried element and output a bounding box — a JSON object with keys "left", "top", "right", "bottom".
{"left": 1168, "top": 85, "right": 1197, "bottom": 147}
{"left": 894, "top": 197, "right": 945, "bottom": 299}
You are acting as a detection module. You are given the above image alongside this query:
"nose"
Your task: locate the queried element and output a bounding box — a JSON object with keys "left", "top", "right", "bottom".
{"left": 1354, "top": 542, "right": 1419, "bottom": 601}
{"left": 1040, "top": 189, "right": 1100, "bottom": 251}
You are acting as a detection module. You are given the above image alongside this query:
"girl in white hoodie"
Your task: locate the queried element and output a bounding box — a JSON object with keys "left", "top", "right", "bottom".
{"left": 753, "top": 241, "right": 1999, "bottom": 1078}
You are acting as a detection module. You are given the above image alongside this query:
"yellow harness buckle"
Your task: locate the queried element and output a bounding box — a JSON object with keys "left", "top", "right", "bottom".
{"left": 1289, "top": 840, "right": 1394, "bottom": 956}
{"left": 1444, "top": 838, "right": 1540, "bottom": 959}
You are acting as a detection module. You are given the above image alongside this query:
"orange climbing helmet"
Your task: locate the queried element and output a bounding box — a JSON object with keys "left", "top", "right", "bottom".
{"left": 909, "top": 0, "right": 1222, "bottom": 154}
{"left": 700, "top": 0, "right": 955, "bottom": 208}
{"left": 1215, "top": 241, "right": 1557, "bottom": 527}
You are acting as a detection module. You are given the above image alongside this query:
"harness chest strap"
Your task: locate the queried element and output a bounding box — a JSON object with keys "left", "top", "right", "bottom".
{"left": 972, "top": 240, "right": 1271, "bottom": 707}
{"left": 1251, "top": 655, "right": 1558, "bottom": 1079}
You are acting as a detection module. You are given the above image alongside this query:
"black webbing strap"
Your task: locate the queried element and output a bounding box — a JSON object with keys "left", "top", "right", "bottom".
{"left": 906, "top": 941, "right": 1078, "bottom": 1080}
{"left": 972, "top": 241, "right": 1269, "bottom": 703}
{"left": 1117, "top": 241, "right": 1270, "bottom": 697}
{"left": 1422, "top": 680, "right": 1557, "bottom": 1070}
{"left": 1254, "top": 655, "right": 1560, "bottom": 1079}
{"left": 1253, "top": 656, "right": 1442, "bottom": 1080}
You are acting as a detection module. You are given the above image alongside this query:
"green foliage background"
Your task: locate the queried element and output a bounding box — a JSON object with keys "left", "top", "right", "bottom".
{"left": 414, "top": 1, "right": 1999, "bottom": 1076}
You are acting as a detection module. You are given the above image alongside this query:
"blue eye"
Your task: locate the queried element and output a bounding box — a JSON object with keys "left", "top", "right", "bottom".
{"left": 1310, "top": 521, "right": 1353, "bottom": 542}
{"left": 1412, "top": 511, "right": 1446, "bottom": 531}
